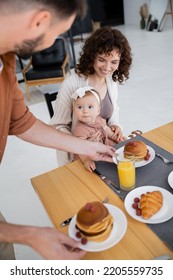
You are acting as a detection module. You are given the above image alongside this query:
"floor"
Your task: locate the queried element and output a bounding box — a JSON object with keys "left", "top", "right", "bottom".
{"left": 1, "top": 25, "right": 173, "bottom": 259}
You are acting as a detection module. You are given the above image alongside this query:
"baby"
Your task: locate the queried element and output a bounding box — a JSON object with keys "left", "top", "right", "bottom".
{"left": 72, "top": 86, "right": 125, "bottom": 172}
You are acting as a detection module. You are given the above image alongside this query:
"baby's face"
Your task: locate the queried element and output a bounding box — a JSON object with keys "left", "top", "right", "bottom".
{"left": 73, "top": 94, "right": 100, "bottom": 124}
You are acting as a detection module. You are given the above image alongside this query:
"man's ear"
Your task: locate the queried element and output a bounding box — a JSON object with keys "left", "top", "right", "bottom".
{"left": 29, "top": 11, "right": 52, "bottom": 34}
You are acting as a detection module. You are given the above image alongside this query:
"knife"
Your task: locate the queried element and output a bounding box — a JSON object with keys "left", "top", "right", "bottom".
{"left": 153, "top": 254, "right": 171, "bottom": 260}
{"left": 93, "top": 169, "right": 121, "bottom": 193}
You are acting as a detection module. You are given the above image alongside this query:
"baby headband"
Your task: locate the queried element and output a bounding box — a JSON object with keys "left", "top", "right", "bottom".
{"left": 71, "top": 86, "right": 100, "bottom": 104}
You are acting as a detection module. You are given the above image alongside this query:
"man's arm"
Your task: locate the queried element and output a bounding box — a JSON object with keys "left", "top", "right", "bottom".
{"left": 18, "top": 119, "right": 116, "bottom": 162}
{"left": 0, "top": 222, "right": 86, "bottom": 260}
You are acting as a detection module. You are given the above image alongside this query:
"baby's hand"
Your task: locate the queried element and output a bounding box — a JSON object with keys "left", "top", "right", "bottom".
{"left": 88, "top": 131, "right": 102, "bottom": 142}
{"left": 84, "top": 160, "right": 96, "bottom": 172}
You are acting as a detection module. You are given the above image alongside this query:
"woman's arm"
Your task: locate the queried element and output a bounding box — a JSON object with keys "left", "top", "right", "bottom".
{"left": 106, "top": 77, "right": 121, "bottom": 128}
{"left": 106, "top": 78, "right": 126, "bottom": 141}
{"left": 104, "top": 125, "right": 114, "bottom": 139}
{"left": 109, "top": 125, "right": 126, "bottom": 142}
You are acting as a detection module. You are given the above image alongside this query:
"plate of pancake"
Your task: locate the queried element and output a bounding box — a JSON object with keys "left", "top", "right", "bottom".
{"left": 168, "top": 171, "right": 173, "bottom": 189}
{"left": 124, "top": 186, "right": 173, "bottom": 223}
{"left": 113, "top": 141, "right": 155, "bottom": 168}
{"left": 68, "top": 202, "right": 127, "bottom": 252}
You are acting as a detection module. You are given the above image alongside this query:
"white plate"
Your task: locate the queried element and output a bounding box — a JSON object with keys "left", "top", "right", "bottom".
{"left": 168, "top": 171, "right": 173, "bottom": 189}
{"left": 68, "top": 204, "right": 127, "bottom": 252}
{"left": 113, "top": 145, "right": 155, "bottom": 168}
{"left": 124, "top": 186, "right": 173, "bottom": 224}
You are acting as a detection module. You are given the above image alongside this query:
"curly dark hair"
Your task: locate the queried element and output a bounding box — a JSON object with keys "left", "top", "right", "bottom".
{"left": 75, "top": 26, "right": 132, "bottom": 84}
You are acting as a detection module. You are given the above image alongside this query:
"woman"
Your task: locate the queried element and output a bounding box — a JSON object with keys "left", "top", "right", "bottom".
{"left": 50, "top": 26, "right": 132, "bottom": 166}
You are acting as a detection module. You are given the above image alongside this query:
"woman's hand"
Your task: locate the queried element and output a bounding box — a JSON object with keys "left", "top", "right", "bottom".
{"left": 110, "top": 125, "right": 126, "bottom": 142}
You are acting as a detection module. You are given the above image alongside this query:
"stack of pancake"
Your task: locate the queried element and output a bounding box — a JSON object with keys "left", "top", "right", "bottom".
{"left": 76, "top": 201, "right": 113, "bottom": 242}
{"left": 124, "top": 141, "right": 147, "bottom": 161}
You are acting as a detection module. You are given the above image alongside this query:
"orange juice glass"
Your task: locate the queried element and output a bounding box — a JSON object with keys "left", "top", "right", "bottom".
{"left": 116, "top": 153, "right": 135, "bottom": 191}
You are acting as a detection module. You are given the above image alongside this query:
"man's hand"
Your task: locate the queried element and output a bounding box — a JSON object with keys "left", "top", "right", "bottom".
{"left": 88, "top": 141, "right": 116, "bottom": 163}
{"left": 28, "top": 227, "right": 86, "bottom": 260}
{"left": 0, "top": 222, "right": 86, "bottom": 260}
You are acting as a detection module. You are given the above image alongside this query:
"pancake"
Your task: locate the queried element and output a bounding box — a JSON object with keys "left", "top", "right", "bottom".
{"left": 124, "top": 141, "right": 147, "bottom": 161}
{"left": 76, "top": 201, "right": 113, "bottom": 242}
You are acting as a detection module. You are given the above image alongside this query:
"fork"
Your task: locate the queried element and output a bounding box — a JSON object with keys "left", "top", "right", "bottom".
{"left": 156, "top": 153, "right": 173, "bottom": 164}
{"left": 102, "top": 196, "right": 109, "bottom": 204}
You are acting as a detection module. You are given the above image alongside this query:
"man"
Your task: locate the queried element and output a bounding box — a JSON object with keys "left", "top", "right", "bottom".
{"left": 0, "top": 0, "right": 116, "bottom": 260}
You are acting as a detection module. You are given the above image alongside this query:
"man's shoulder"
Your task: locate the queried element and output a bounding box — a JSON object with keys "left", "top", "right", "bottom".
{"left": 1, "top": 52, "right": 16, "bottom": 68}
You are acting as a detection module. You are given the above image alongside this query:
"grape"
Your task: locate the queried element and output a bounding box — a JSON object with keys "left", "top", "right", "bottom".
{"left": 85, "top": 203, "right": 91, "bottom": 210}
{"left": 90, "top": 205, "right": 96, "bottom": 212}
{"left": 136, "top": 208, "right": 142, "bottom": 216}
{"left": 134, "top": 197, "right": 140, "bottom": 203}
{"left": 81, "top": 237, "right": 88, "bottom": 245}
{"left": 132, "top": 203, "right": 138, "bottom": 209}
{"left": 75, "top": 231, "right": 81, "bottom": 238}
{"left": 144, "top": 152, "right": 151, "bottom": 161}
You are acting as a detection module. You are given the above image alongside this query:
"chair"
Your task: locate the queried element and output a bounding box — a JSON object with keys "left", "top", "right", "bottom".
{"left": 70, "top": 14, "right": 93, "bottom": 41}
{"left": 44, "top": 92, "right": 58, "bottom": 118}
{"left": 22, "top": 38, "right": 70, "bottom": 101}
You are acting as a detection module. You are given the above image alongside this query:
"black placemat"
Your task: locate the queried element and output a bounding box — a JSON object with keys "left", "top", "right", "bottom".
{"left": 96, "top": 135, "right": 173, "bottom": 251}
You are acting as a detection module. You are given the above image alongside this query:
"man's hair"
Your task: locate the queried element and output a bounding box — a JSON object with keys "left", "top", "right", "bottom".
{"left": 0, "top": 0, "right": 87, "bottom": 18}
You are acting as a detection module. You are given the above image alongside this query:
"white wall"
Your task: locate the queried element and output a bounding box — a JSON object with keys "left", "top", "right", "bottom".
{"left": 123, "top": 0, "right": 149, "bottom": 25}
{"left": 123, "top": 0, "right": 173, "bottom": 28}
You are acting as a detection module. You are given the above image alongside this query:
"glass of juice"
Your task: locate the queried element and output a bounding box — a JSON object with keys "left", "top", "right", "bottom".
{"left": 116, "top": 152, "right": 135, "bottom": 191}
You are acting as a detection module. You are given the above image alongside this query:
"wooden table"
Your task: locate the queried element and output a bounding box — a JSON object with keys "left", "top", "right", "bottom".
{"left": 31, "top": 122, "right": 173, "bottom": 259}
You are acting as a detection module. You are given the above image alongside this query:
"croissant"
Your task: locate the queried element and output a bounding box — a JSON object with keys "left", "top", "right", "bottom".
{"left": 140, "top": 191, "right": 163, "bottom": 219}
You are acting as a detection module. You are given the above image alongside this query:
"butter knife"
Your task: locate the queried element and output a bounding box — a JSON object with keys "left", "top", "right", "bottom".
{"left": 153, "top": 254, "right": 171, "bottom": 260}
{"left": 93, "top": 169, "right": 121, "bottom": 193}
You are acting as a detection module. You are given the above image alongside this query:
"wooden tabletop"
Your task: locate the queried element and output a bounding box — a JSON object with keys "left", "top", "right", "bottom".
{"left": 143, "top": 122, "right": 173, "bottom": 153}
{"left": 31, "top": 122, "right": 173, "bottom": 259}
